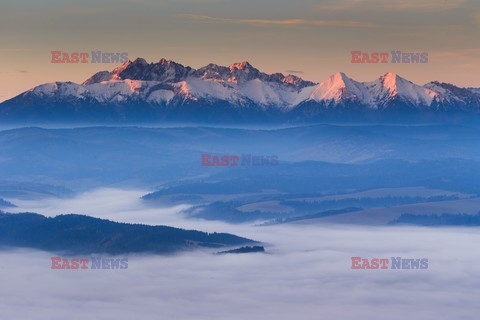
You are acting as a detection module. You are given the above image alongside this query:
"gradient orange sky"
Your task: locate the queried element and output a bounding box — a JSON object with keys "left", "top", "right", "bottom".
{"left": 1, "top": 0, "right": 479, "bottom": 102}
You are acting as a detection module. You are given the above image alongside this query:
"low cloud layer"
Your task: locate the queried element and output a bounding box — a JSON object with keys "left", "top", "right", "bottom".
{"left": 2, "top": 189, "right": 480, "bottom": 319}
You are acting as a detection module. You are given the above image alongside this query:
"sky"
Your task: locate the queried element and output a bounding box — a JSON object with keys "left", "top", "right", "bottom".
{"left": 0, "top": 0, "right": 479, "bottom": 102}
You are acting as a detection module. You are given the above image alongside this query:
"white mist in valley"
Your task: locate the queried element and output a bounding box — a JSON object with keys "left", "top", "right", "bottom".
{"left": 1, "top": 189, "right": 479, "bottom": 319}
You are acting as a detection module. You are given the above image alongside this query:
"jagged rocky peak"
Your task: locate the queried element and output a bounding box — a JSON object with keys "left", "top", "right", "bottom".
{"left": 120, "top": 57, "right": 193, "bottom": 83}
{"left": 83, "top": 57, "right": 315, "bottom": 89}
{"left": 229, "top": 61, "right": 255, "bottom": 72}
{"left": 426, "top": 80, "right": 442, "bottom": 86}
{"left": 283, "top": 74, "right": 314, "bottom": 87}
{"left": 83, "top": 59, "right": 134, "bottom": 85}
{"left": 197, "top": 60, "right": 264, "bottom": 84}
{"left": 132, "top": 57, "right": 148, "bottom": 66}
{"left": 424, "top": 81, "right": 468, "bottom": 93}
{"left": 158, "top": 58, "right": 179, "bottom": 67}
{"left": 279, "top": 76, "right": 313, "bottom": 89}
{"left": 159, "top": 58, "right": 168, "bottom": 63}
{"left": 425, "top": 81, "right": 480, "bottom": 104}
{"left": 83, "top": 57, "right": 194, "bottom": 85}
{"left": 226, "top": 61, "right": 262, "bottom": 83}
{"left": 195, "top": 63, "right": 230, "bottom": 80}
{"left": 83, "top": 71, "right": 113, "bottom": 85}
{"left": 267, "top": 73, "right": 317, "bottom": 88}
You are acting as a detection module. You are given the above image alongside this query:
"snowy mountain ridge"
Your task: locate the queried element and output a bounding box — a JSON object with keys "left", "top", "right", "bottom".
{"left": 1, "top": 57, "right": 480, "bottom": 122}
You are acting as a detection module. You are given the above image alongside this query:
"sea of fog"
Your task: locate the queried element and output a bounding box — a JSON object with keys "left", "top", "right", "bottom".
{"left": 1, "top": 188, "right": 479, "bottom": 320}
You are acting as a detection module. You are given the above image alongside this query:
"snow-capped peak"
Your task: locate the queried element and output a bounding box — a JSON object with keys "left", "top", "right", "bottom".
{"left": 424, "top": 81, "right": 480, "bottom": 110}
{"left": 29, "top": 81, "right": 88, "bottom": 99}
{"left": 308, "top": 72, "right": 370, "bottom": 103}
{"left": 364, "top": 72, "right": 437, "bottom": 107}
{"left": 379, "top": 71, "right": 399, "bottom": 94}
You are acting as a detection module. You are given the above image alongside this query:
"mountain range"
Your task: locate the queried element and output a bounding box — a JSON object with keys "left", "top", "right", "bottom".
{"left": 1, "top": 57, "right": 480, "bottom": 123}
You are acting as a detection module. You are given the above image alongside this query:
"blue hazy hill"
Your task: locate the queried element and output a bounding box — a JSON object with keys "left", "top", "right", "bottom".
{"left": 0, "top": 212, "right": 256, "bottom": 254}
